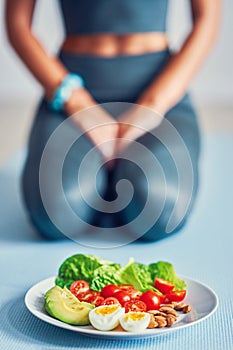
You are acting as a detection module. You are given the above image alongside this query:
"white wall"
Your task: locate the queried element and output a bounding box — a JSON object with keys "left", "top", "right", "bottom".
{"left": 0, "top": 0, "right": 232, "bottom": 105}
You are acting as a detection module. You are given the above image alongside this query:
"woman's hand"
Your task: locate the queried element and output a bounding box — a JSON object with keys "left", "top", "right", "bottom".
{"left": 64, "top": 88, "right": 119, "bottom": 161}
{"left": 117, "top": 92, "right": 164, "bottom": 154}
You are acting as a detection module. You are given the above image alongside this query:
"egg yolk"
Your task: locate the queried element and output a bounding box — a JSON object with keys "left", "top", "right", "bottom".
{"left": 125, "top": 313, "right": 146, "bottom": 321}
{"left": 94, "top": 305, "right": 119, "bottom": 316}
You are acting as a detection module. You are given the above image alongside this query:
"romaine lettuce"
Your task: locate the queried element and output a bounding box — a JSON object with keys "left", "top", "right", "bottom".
{"left": 55, "top": 254, "right": 113, "bottom": 288}
{"left": 90, "top": 264, "right": 121, "bottom": 291}
{"left": 55, "top": 254, "right": 186, "bottom": 293}
{"left": 148, "top": 261, "right": 186, "bottom": 290}
{"left": 119, "top": 258, "right": 155, "bottom": 292}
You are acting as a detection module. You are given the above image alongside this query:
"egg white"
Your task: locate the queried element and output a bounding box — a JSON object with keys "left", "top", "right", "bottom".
{"left": 89, "top": 305, "right": 125, "bottom": 331}
{"left": 119, "top": 312, "right": 150, "bottom": 332}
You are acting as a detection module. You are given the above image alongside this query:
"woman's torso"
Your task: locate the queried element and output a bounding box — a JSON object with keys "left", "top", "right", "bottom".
{"left": 60, "top": 0, "right": 169, "bottom": 57}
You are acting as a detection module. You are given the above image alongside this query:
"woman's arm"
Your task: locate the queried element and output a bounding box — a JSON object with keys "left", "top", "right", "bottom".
{"left": 6, "top": 0, "right": 118, "bottom": 160}
{"left": 118, "top": 0, "right": 221, "bottom": 145}
{"left": 6, "top": 0, "right": 68, "bottom": 99}
{"left": 138, "top": 0, "right": 221, "bottom": 114}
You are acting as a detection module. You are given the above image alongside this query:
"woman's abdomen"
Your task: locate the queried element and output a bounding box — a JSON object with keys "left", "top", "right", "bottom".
{"left": 59, "top": 50, "right": 170, "bottom": 103}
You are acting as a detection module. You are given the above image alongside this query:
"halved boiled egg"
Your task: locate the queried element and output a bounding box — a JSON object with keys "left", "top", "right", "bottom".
{"left": 89, "top": 304, "right": 125, "bottom": 331}
{"left": 119, "top": 312, "right": 150, "bottom": 332}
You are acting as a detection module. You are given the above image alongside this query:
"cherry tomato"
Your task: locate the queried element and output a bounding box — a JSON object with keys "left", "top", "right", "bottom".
{"left": 118, "top": 284, "right": 142, "bottom": 299}
{"left": 89, "top": 295, "right": 105, "bottom": 307}
{"left": 154, "top": 278, "right": 175, "bottom": 295}
{"left": 129, "top": 290, "right": 142, "bottom": 299}
{"left": 90, "top": 291, "right": 101, "bottom": 297}
{"left": 100, "top": 284, "right": 120, "bottom": 298}
{"left": 114, "top": 290, "right": 131, "bottom": 306}
{"left": 75, "top": 292, "right": 92, "bottom": 302}
{"left": 118, "top": 284, "right": 135, "bottom": 291}
{"left": 124, "top": 300, "right": 147, "bottom": 313}
{"left": 102, "top": 297, "right": 121, "bottom": 306}
{"left": 140, "top": 290, "right": 161, "bottom": 310}
{"left": 70, "top": 280, "right": 90, "bottom": 298}
{"left": 158, "top": 294, "right": 167, "bottom": 304}
{"left": 76, "top": 290, "right": 101, "bottom": 302}
{"left": 166, "top": 290, "right": 186, "bottom": 303}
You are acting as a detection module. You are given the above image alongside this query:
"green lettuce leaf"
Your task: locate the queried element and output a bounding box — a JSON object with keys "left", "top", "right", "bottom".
{"left": 55, "top": 254, "right": 186, "bottom": 294}
{"left": 148, "top": 261, "right": 186, "bottom": 290}
{"left": 119, "top": 258, "right": 156, "bottom": 292}
{"left": 90, "top": 264, "right": 121, "bottom": 291}
{"left": 55, "top": 254, "right": 113, "bottom": 288}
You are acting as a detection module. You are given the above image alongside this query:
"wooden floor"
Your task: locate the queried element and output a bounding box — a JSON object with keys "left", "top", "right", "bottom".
{"left": 0, "top": 101, "right": 233, "bottom": 166}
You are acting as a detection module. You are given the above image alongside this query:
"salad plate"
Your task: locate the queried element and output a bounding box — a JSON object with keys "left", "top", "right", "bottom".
{"left": 25, "top": 275, "right": 218, "bottom": 339}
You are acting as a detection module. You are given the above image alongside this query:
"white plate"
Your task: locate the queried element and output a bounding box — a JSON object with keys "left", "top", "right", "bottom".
{"left": 25, "top": 276, "right": 218, "bottom": 339}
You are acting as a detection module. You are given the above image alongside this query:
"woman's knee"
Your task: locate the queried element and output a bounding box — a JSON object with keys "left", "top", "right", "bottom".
{"left": 139, "top": 194, "right": 191, "bottom": 241}
{"left": 116, "top": 161, "right": 199, "bottom": 242}
{"left": 21, "top": 154, "right": 108, "bottom": 239}
{"left": 22, "top": 186, "right": 96, "bottom": 240}
{"left": 29, "top": 206, "right": 66, "bottom": 240}
{"left": 21, "top": 171, "right": 66, "bottom": 239}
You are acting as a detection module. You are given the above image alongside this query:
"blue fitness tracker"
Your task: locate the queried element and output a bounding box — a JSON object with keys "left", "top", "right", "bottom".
{"left": 50, "top": 73, "right": 84, "bottom": 111}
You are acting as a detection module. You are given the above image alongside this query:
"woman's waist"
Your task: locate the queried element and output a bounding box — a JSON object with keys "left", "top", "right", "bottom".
{"left": 59, "top": 48, "right": 170, "bottom": 104}
{"left": 61, "top": 32, "right": 168, "bottom": 57}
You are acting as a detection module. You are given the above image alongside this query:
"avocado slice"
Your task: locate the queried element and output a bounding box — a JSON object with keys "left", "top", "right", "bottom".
{"left": 44, "top": 286, "right": 94, "bottom": 325}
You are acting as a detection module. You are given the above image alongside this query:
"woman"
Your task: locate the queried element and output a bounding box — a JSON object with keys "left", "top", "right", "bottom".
{"left": 6, "top": 0, "right": 220, "bottom": 241}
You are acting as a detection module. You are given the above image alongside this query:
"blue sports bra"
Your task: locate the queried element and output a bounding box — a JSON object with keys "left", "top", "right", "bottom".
{"left": 59, "top": 0, "right": 169, "bottom": 35}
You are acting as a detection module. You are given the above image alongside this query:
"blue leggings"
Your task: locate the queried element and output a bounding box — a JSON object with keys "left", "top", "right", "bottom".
{"left": 21, "top": 51, "right": 201, "bottom": 241}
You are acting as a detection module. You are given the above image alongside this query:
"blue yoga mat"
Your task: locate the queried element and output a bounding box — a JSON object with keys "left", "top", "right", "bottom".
{"left": 0, "top": 133, "right": 232, "bottom": 350}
